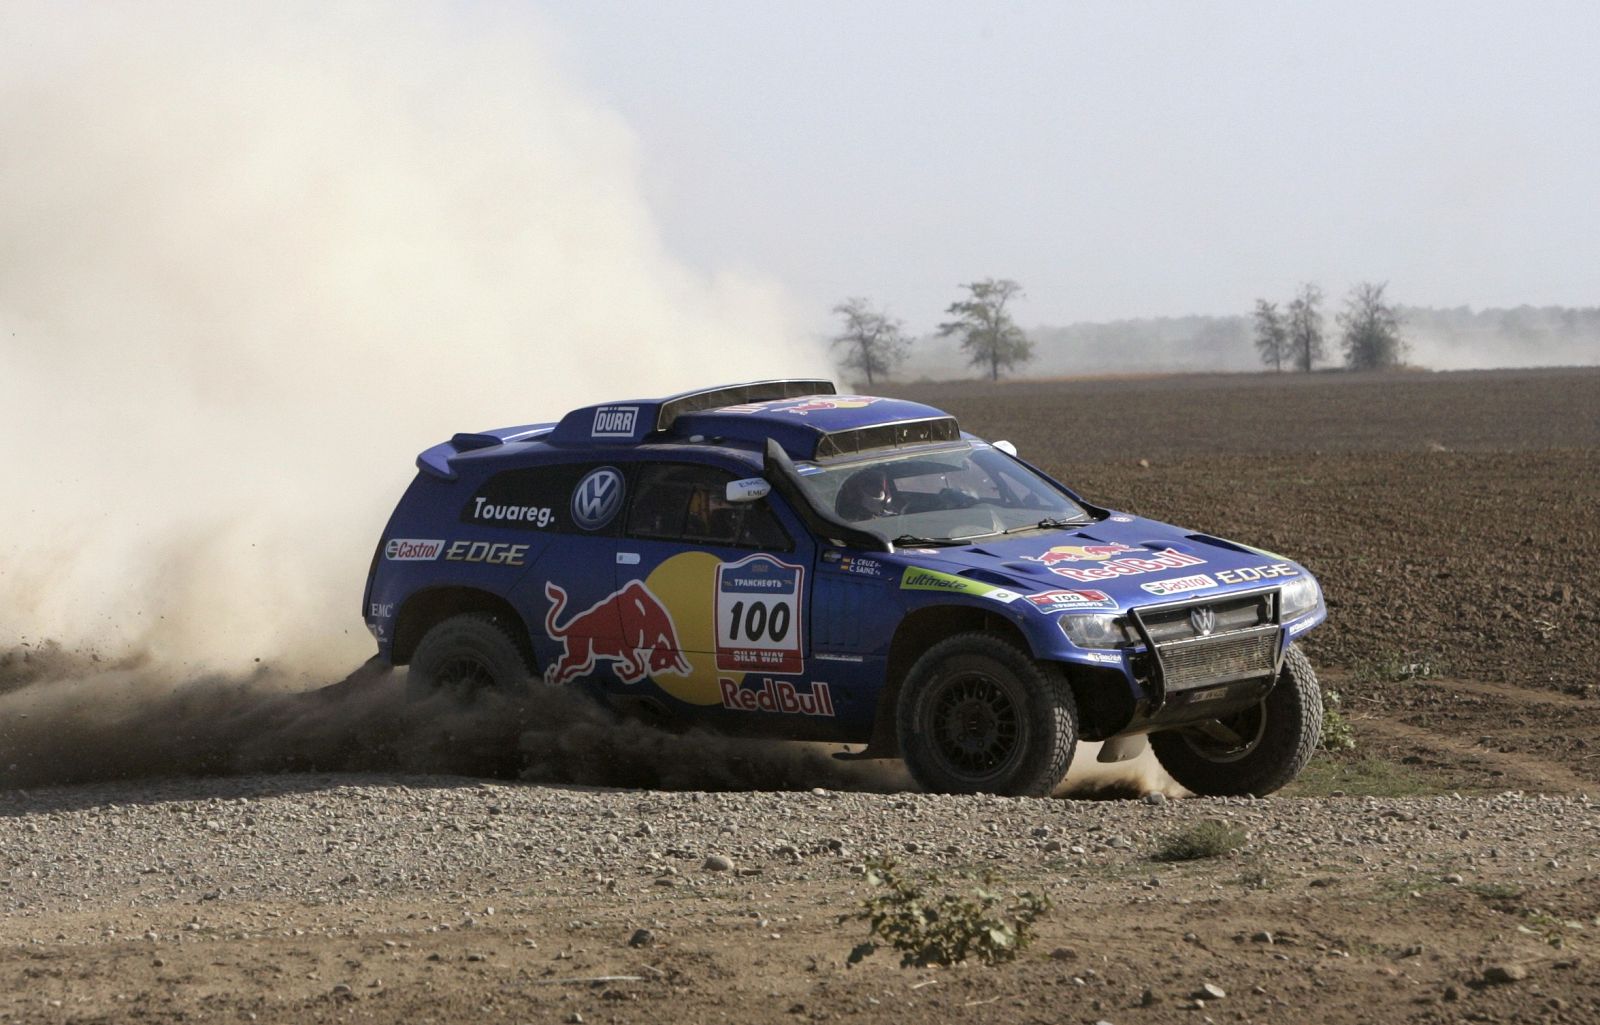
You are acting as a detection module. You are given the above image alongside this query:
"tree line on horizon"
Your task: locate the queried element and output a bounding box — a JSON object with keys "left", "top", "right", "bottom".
{"left": 1252, "top": 281, "right": 1407, "bottom": 372}
{"left": 833, "top": 282, "right": 1596, "bottom": 384}
{"left": 831, "top": 278, "right": 1037, "bottom": 385}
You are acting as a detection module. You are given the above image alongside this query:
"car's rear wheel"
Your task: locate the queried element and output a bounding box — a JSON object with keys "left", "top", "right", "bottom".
{"left": 1150, "top": 645, "right": 1322, "bottom": 797}
{"left": 407, "top": 612, "right": 533, "bottom": 702}
{"left": 896, "top": 632, "right": 1078, "bottom": 797}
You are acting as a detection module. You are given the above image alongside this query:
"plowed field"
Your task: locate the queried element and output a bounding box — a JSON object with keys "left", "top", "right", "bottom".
{"left": 4, "top": 367, "right": 1598, "bottom": 1025}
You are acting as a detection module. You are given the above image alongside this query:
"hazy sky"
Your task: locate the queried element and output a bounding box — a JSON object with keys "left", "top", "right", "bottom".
{"left": 539, "top": 1, "right": 1600, "bottom": 333}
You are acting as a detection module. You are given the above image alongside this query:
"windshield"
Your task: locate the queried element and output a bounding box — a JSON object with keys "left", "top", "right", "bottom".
{"left": 793, "top": 443, "right": 1092, "bottom": 543}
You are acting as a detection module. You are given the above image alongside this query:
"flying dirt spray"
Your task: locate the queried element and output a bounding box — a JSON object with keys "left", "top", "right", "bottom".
{"left": 0, "top": 2, "right": 1173, "bottom": 797}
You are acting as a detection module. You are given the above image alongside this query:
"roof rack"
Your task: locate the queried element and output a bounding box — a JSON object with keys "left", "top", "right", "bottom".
{"left": 656, "top": 379, "right": 834, "bottom": 432}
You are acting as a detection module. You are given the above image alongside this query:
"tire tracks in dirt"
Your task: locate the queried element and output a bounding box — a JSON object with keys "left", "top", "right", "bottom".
{"left": 1332, "top": 672, "right": 1600, "bottom": 794}
{"left": 1356, "top": 716, "right": 1593, "bottom": 794}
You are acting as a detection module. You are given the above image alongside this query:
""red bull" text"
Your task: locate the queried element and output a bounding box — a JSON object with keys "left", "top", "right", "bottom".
{"left": 544, "top": 581, "right": 691, "bottom": 686}
{"left": 718, "top": 677, "right": 835, "bottom": 717}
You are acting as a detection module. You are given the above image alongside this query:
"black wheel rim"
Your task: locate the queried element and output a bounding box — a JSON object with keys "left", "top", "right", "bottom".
{"left": 434, "top": 654, "right": 498, "bottom": 698}
{"left": 927, "top": 670, "right": 1022, "bottom": 780}
{"left": 1179, "top": 703, "right": 1268, "bottom": 763}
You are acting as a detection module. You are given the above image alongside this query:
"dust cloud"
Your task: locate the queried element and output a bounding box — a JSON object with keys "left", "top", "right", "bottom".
{"left": 1, "top": 642, "right": 1176, "bottom": 798}
{"left": 0, "top": 644, "right": 910, "bottom": 793}
{"left": 0, "top": 2, "right": 819, "bottom": 674}
{"left": 0, "top": 3, "right": 905, "bottom": 795}
{"left": 1059, "top": 742, "right": 1184, "bottom": 800}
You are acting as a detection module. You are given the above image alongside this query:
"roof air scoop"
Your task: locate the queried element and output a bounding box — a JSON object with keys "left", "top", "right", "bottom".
{"left": 656, "top": 379, "right": 835, "bottom": 430}
{"left": 815, "top": 416, "right": 959, "bottom": 459}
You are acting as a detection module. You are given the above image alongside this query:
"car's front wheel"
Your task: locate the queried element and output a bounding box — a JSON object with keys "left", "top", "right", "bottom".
{"left": 407, "top": 612, "right": 533, "bottom": 702}
{"left": 1150, "top": 645, "right": 1322, "bottom": 797}
{"left": 896, "top": 632, "right": 1078, "bottom": 797}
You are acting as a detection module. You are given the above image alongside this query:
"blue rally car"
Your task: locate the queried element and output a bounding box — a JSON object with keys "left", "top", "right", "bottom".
{"left": 364, "top": 380, "right": 1327, "bottom": 797}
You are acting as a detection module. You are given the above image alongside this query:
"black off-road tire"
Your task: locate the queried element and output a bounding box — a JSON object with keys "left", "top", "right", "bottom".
{"left": 1150, "top": 645, "right": 1322, "bottom": 797}
{"left": 896, "top": 632, "right": 1078, "bottom": 797}
{"left": 407, "top": 613, "right": 534, "bottom": 703}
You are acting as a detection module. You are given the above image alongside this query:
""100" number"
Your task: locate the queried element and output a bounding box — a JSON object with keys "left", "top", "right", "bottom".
{"left": 725, "top": 600, "right": 792, "bottom": 642}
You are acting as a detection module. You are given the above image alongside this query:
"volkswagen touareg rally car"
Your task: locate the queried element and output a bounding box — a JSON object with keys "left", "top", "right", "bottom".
{"left": 364, "top": 379, "right": 1327, "bottom": 797}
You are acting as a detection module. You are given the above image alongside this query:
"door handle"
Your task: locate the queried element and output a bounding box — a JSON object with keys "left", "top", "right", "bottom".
{"left": 616, "top": 552, "right": 641, "bottom": 565}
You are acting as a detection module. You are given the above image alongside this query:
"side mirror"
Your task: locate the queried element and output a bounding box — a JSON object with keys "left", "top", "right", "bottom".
{"left": 993, "top": 440, "right": 1019, "bottom": 457}
{"left": 726, "top": 477, "right": 772, "bottom": 503}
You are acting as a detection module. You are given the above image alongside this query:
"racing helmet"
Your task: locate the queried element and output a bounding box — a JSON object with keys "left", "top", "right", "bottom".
{"left": 836, "top": 466, "right": 898, "bottom": 520}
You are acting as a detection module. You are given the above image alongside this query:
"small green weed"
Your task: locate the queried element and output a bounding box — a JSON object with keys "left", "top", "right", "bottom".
{"left": 1353, "top": 652, "right": 1447, "bottom": 685}
{"left": 1320, "top": 689, "right": 1356, "bottom": 751}
{"left": 1468, "top": 881, "right": 1523, "bottom": 902}
{"left": 1234, "top": 864, "right": 1275, "bottom": 891}
{"left": 1152, "top": 820, "right": 1245, "bottom": 862}
{"left": 849, "top": 858, "right": 1049, "bottom": 968}
{"left": 1376, "top": 874, "right": 1445, "bottom": 902}
{"left": 1286, "top": 754, "right": 1433, "bottom": 798}
{"left": 1513, "top": 909, "right": 1584, "bottom": 949}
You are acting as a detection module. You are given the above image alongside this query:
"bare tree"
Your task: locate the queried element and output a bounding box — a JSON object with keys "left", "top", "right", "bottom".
{"left": 1337, "top": 281, "right": 1407, "bottom": 370}
{"left": 1285, "top": 283, "right": 1326, "bottom": 373}
{"left": 1252, "top": 299, "right": 1290, "bottom": 372}
{"left": 938, "top": 278, "right": 1033, "bottom": 381}
{"left": 830, "top": 297, "right": 911, "bottom": 386}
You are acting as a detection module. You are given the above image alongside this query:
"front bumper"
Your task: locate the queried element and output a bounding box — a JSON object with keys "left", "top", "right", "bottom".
{"left": 1053, "top": 589, "right": 1326, "bottom": 737}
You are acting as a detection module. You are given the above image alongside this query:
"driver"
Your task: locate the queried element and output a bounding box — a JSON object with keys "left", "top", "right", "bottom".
{"left": 835, "top": 467, "right": 900, "bottom": 520}
{"left": 686, "top": 486, "right": 739, "bottom": 539}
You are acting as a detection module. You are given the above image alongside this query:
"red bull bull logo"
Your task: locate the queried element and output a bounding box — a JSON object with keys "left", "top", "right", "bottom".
{"left": 718, "top": 396, "right": 877, "bottom": 416}
{"left": 1051, "top": 547, "right": 1207, "bottom": 583}
{"left": 543, "top": 581, "right": 691, "bottom": 686}
{"left": 775, "top": 396, "right": 878, "bottom": 415}
{"left": 1024, "top": 543, "right": 1137, "bottom": 566}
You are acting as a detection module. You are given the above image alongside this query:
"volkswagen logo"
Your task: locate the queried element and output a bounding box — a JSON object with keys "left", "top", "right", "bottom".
{"left": 1189, "top": 606, "right": 1217, "bottom": 636}
{"left": 571, "top": 466, "right": 625, "bottom": 531}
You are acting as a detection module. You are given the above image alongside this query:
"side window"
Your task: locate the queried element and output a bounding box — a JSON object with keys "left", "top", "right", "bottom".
{"left": 462, "top": 463, "right": 627, "bottom": 536}
{"left": 627, "top": 464, "right": 793, "bottom": 551}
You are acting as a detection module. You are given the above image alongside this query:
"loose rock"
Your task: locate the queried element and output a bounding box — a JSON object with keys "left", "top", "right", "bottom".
{"left": 1482, "top": 963, "right": 1528, "bottom": 984}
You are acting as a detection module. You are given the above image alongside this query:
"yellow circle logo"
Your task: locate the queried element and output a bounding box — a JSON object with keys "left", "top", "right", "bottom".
{"left": 642, "top": 551, "right": 740, "bottom": 705}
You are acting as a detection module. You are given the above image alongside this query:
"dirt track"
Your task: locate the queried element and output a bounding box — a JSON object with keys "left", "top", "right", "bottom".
{"left": 3, "top": 777, "right": 1598, "bottom": 1025}
{"left": 4, "top": 367, "right": 1599, "bottom": 1023}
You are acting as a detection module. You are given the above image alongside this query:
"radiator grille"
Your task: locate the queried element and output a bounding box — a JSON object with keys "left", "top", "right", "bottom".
{"left": 1156, "top": 627, "right": 1279, "bottom": 691}
{"left": 1140, "top": 592, "right": 1273, "bottom": 643}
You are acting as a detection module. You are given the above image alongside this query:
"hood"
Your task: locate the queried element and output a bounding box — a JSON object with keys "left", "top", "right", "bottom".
{"left": 898, "top": 514, "right": 1307, "bottom": 609}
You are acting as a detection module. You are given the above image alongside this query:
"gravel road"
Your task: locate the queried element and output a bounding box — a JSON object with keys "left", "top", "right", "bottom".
{"left": 4, "top": 776, "right": 1597, "bottom": 919}
{"left": 3, "top": 775, "right": 1597, "bottom": 1023}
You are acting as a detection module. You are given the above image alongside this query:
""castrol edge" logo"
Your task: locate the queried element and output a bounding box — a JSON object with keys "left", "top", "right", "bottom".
{"left": 384, "top": 538, "right": 444, "bottom": 561}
